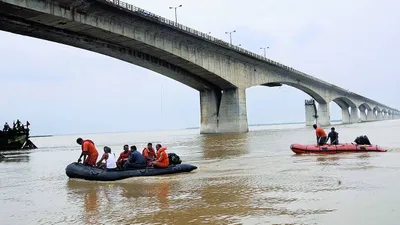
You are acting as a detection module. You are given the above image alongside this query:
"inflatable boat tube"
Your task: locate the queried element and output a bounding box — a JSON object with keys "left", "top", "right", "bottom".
{"left": 290, "top": 143, "right": 387, "bottom": 154}
{"left": 65, "top": 162, "right": 197, "bottom": 181}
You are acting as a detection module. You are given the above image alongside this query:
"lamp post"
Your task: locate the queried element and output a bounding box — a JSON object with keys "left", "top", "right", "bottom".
{"left": 225, "top": 30, "right": 236, "bottom": 45}
{"left": 169, "top": 5, "right": 182, "bottom": 23}
{"left": 260, "top": 47, "right": 269, "bottom": 57}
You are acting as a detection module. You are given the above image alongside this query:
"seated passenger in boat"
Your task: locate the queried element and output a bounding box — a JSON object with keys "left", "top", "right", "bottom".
{"left": 142, "top": 142, "right": 156, "bottom": 166}
{"left": 77, "top": 138, "right": 99, "bottom": 167}
{"left": 313, "top": 124, "right": 327, "bottom": 146}
{"left": 151, "top": 144, "right": 169, "bottom": 168}
{"left": 327, "top": 127, "right": 339, "bottom": 145}
{"left": 96, "top": 146, "right": 117, "bottom": 169}
{"left": 124, "top": 145, "right": 147, "bottom": 169}
{"left": 117, "top": 145, "right": 130, "bottom": 168}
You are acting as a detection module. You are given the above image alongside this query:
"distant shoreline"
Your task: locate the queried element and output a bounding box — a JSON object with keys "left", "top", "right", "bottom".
{"left": 30, "top": 135, "right": 53, "bottom": 138}
{"left": 185, "top": 120, "right": 343, "bottom": 130}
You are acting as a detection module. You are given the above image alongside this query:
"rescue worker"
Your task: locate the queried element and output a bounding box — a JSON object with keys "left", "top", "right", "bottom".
{"left": 151, "top": 144, "right": 169, "bottom": 168}
{"left": 77, "top": 137, "right": 99, "bottom": 167}
{"left": 117, "top": 145, "right": 130, "bottom": 168}
{"left": 96, "top": 146, "right": 117, "bottom": 169}
{"left": 313, "top": 124, "right": 327, "bottom": 146}
{"left": 327, "top": 127, "right": 339, "bottom": 145}
{"left": 142, "top": 143, "right": 156, "bottom": 166}
{"left": 124, "top": 145, "right": 147, "bottom": 169}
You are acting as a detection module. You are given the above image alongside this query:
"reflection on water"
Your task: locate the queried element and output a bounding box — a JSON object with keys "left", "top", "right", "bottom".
{"left": 0, "top": 150, "right": 31, "bottom": 163}
{"left": 2, "top": 120, "right": 400, "bottom": 224}
{"left": 200, "top": 133, "right": 249, "bottom": 160}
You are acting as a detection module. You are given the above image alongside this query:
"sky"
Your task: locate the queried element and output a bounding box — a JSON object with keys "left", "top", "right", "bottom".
{"left": 0, "top": 0, "right": 399, "bottom": 135}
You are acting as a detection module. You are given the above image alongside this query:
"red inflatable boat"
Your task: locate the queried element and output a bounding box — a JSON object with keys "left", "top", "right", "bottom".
{"left": 290, "top": 143, "right": 387, "bottom": 154}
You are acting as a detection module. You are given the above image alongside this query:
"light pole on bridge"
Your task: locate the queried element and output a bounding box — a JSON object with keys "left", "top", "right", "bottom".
{"left": 260, "top": 47, "right": 269, "bottom": 58}
{"left": 225, "top": 30, "right": 236, "bottom": 45}
{"left": 169, "top": 5, "right": 182, "bottom": 23}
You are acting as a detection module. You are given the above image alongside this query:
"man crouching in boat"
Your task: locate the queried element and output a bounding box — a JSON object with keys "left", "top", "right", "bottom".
{"left": 142, "top": 143, "right": 156, "bottom": 167}
{"left": 151, "top": 144, "right": 169, "bottom": 168}
{"left": 124, "top": 146, "right": 147, "bottom": 169}
{"left": 313, "top": 124, "right": 327, "bottom": 146}
{"left": 76, "top": 138, "right": 99, "bottom": 167}
{"left": 96, "top": 146, "right": 117, "bottom": 170}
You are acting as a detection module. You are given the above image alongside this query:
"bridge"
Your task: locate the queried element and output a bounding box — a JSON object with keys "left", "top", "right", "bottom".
{"left": 0, "top": 0, "right": 398, "bottom": 133}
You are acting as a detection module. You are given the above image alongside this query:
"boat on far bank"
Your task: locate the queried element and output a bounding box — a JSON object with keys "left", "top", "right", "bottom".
{"left": 1, "top": 120, "right": 37, "bottom": 151}
{"left": 290, "top": 143, "right": 387, "bottom": 154}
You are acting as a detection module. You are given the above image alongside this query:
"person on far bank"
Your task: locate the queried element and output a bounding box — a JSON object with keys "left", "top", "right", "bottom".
{"left": 96, "top": 146, "right": 117, "bottom": 170}
{"left": 151, "top": 144, "right": 169, "bottom": 168}
{"left": 327, "top": 127, "right": 339, "bottom": 145}
{"left": 77, "top": 138, "right": 99, "bottom": 166}
{"left": 313, "top": 124, "right": 327, "bottom": 146}
{"left": 124, "top": 145, "right": 147, "bottom": 169}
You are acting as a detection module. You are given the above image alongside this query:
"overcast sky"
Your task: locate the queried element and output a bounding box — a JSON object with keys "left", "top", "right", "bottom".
{"left": 0, "top": 0, "right": 398, "bottom": 135}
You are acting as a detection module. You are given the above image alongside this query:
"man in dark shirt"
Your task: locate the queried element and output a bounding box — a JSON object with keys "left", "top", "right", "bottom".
{"left": 327, "top": 127, "right": 339, "bottom": 145}
{"left": 124, "top": 145, "right": 147, "bottom": 169}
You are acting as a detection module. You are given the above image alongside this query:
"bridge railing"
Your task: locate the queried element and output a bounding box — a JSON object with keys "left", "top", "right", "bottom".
{"left": 106, "top": 0, "right": 325, "bottom": 82}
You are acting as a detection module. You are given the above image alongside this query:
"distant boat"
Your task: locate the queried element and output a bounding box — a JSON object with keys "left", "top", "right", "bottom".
{"left": 0, "top": 128, "right": 37, "bottom": 151}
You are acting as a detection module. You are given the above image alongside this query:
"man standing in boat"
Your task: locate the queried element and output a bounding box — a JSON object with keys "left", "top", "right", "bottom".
{"left": 3, "top": 122, "right": 10, "bottom": 132}
{"left": 327, "top": 127, "right": 339, "bottom": 145}
{"left": 313, "top": 124, "right": 327, "bottom": 146}
{"left": 76, "top": 138, "right": 99, "bottom": 167}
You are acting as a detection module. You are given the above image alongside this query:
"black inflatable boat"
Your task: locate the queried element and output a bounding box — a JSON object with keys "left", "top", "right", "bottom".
{"left": 65, "top": 162, "right": 198, "bottom": 181}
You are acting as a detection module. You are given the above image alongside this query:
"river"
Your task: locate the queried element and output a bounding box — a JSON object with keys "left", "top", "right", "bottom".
{"left": 1, "top": 120, "right": 400, "bottom": 225}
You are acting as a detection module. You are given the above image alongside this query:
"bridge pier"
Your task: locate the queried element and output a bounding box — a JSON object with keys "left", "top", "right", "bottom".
{"left": 384, "top": 113, "right": 389, "bottom": 120}
{"left": 341, "top": 108, "right": 350, "bottom": 123}
{"left": 317, "top": 103, "right": 330, "bottom": 126}
{"left": 366, "top": 110, "right": 375, "bottom": 121}
{"left": 200, "top": 88, "right": 248, "bottom": 134}
{"left": 305, "top": 100, "right": 317, "bottom": 126}
{"left": 360, "top": 110, "right": 367, "bottom": 122}
{"left": 350, "top": 107, "right": 359, "bottom": 123}
{"left": 377, "top": 111, "right": 383, "bottom": 120}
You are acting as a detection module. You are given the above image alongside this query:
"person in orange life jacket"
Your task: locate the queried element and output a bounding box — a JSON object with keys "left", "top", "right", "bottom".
{"left": 77, "top": 138, "right": 99, "bottom": 167}
{"left": 142, "top": 142, "right": 156, "bottom": 166}
{"left": 117, "top": 144, "right": 130, "bottom": 168}
{"left": 124, "top": 145, "right": 147, "bottom": 169}
{"left": 151, "top": 144, "right": 169, "bottom": 168}
{"left": 96, "top": 146, "right": 117, "bottom": 169}
{"left": 313, "top": 124, "right": 327, "bottom": 146}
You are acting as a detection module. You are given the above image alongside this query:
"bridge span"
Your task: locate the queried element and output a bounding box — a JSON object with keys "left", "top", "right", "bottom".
{"left": 0, "top": 0, "right": 398, "bottom": 133}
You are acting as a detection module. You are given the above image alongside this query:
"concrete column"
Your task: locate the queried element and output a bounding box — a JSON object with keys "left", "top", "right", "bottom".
{"left": 341, "top": 108, "right": 350, "bottom": 124}
{"left": 200, "top": 88, "right": 248, "bottom": 134}
{"left": 317, "top": 103, "right": 330, "bottom": 126}
{"left": 350, "top": 107, "right": 359, "bottom": 123}
{"left": 377, "top": 111, "right": 383, "bottom": 120}
{"left": 305, "top": 100, "right": 316, "bottom": 126}
{"left": 384, "top": 112, "right": 389, "bottom": 120}
{"left": 366, "top": 110, "right": 375, "bottom": 121}
{"left": 360, "top": 110, "right": 367, "bottom": 122}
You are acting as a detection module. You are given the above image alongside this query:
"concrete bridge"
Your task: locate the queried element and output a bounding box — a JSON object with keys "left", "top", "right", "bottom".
{"left": 0, "top": 0, "right": 398, "bottom": 133}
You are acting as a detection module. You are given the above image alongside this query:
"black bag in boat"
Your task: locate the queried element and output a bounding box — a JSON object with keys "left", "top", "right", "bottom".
{"left": 168, "top": 153, "right": 182, "bottom": 165}
{"left": 354, "top": 135, "right": 371, "bottom": 145}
